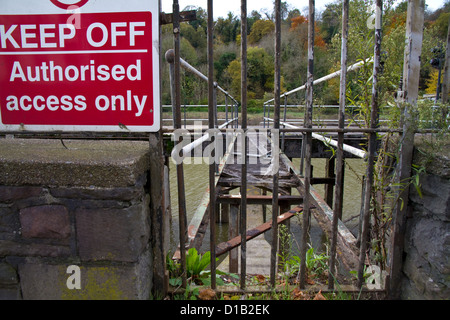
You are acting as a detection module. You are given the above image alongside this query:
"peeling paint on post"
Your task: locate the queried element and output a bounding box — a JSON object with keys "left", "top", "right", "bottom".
{"left": 299, "top": 0, "right": 315, "bottom": 290}
{"left": 389, "top": 0, "right": 425, "bottom": 299}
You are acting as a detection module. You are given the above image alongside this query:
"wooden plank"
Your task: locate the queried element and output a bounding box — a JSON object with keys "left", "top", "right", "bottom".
{"left": 173, "top": 134, "right": 237, "bottom": 260}
{"left": 280, "top": 153, "right": 360, "bottom": 271}
{"left": 218, "top": 194, "right": 303, "bottom": 205}
{"left": 215, "top": 206, "right": 304, "bottom": 257}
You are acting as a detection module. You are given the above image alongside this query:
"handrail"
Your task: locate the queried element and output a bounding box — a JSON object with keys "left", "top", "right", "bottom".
{"left": 265, "top": 117, "right": 367, "bottom": 159}
{"left": 170, "top": 118, "right": 238, "bottom": 159}
{"left": 264, "top": 58, "right": 373, "bottom": 105}
{"left": 165, "top": 49, "right": 239, "bottom": 106}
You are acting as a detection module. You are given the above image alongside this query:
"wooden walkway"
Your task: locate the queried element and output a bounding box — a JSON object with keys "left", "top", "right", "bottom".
{"left": 174, "top": 129, "right": 360, "bottom": 276}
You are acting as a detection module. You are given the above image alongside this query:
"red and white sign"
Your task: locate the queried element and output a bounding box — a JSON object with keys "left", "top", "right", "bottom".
{"left": 0, "top": 0, "right": 160, "bottom": 132}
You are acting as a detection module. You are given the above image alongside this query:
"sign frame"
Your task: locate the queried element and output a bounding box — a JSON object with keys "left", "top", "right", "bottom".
{"left": 0, "top": 0, "right": 160, "bottom": 132}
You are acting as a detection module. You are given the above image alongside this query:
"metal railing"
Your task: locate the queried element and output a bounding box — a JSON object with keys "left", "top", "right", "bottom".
{"left": 165, "top": 0, "right": 427, "bottom": 300}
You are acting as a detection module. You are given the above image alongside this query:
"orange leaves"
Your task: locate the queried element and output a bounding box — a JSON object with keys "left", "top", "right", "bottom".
{"left": 290, "top": 15, "right": 308, "bottom": 30}
{"left": 290, "top": 15, "right": 327, "bottom": 48}
{"left": 291, "top": 288, "right": 327, "bottom": 300}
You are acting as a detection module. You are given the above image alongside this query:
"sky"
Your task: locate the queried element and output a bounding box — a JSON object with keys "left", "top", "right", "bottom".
{"left": 161, "top": 0, "right": 447, "bottom": 19}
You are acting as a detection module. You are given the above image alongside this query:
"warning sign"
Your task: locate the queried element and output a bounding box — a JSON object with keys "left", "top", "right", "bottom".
{"left": 0, "top": 0, "right": 160, "bottom": 132}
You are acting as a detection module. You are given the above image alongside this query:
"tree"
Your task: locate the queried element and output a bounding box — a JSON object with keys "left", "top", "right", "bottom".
{"left": 319, "top": 2, "right": 342, "bottom": 44}
{"left": 248, "top": 19, "right": 275, "bottom": 44}
{"left": 187, "top": 6, "right": 208, "bottom": 31}
{"left": 290, "top": 15, "right": 326, "bottom": 47}
{"left": 248, "top": 10, "right": 262, "bottom": 34}
{"left": 215, "top": 52, "right": 236, "bottom": 83}
{"left": 215, "top": 12, "right": 240, "bottom": 44}
{"left": 225, "top": 47, "right": 275, "bottom": 100}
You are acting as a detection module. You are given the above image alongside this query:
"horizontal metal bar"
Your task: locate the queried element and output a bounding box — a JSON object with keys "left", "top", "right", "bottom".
{"left": 162, "top": 105, "right": 238, "bottom": 108}
{"left": 161, "top": 127, "right": 406, "bottom": 134}
{"left": 160, "top": 10, "right": 197, "bottom": 25}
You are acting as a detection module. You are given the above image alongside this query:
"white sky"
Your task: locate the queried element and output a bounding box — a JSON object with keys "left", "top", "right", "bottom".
{"left": 161, "top": 0, "right": 447, "bottom": 19}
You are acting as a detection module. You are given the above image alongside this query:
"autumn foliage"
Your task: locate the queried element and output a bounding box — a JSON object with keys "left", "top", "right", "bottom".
{"left": 290, "top": 15, "right": 326, "bottom": 48}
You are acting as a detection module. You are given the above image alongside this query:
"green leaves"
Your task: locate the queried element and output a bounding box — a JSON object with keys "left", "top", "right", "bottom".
{"left": 186, "top": 248, "right": 211, "bottom": 278}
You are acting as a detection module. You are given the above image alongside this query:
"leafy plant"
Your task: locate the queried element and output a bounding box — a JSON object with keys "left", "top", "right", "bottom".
{"left": 167, "top": 248, "right": 228, "bottom": 294}
{"left": 305, "top": 246, "right": 329, "bottom": 277}
{"left": 186, "top": 248, "right": 211, "bottom": 278}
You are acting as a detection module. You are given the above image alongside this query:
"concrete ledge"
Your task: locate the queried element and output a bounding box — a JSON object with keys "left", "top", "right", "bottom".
{"left": 0, "top": 139, "right": 150, "bottom": 188}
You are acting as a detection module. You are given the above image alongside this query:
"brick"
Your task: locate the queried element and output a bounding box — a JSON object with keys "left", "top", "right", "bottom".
{"left": 0, "top": 263, "right": 18, "bottom": 285}
{"left": 0, "top": 287, "right": 21, "bottom": 300}
{"left": 20, "top": 205, "right": 70, "bottom": 239}
{"left": 0, "top": 186, "right": 42, "bottom": 202}
{"left": 19, "top": 256, "right": 151, "bottom": 300}
{"left": 0, "top": 240, "right": 71, "bottom": 257}
{"left": 75, "top": 202, "right": 149, "bottom": 262}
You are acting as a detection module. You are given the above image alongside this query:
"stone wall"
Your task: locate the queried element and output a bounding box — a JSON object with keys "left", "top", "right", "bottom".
{"left": 401, "top": 142, "right": 450, "bottom": 300}
{"left": 0, "top": 138, "right": 152, "bottom": 300}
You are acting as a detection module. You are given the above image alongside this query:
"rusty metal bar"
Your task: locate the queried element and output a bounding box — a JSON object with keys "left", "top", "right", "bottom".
{"left": 270, "top": 0, "right": 282, "bottom": 288}
{"left": 160, "top": 10, "right": 197, "bottom": 25}
{"left": 299, "top": 0, "right": 315, "bottom": 289}
{"left": 216, "top": 206, "right": 304, "bottom": 257}
{"left": 207, "top": 0, "right": 217, "bottom": 290}
{"left": 229, "top": 203, "right": 239, "bottom": 273}
{"left": 172, "top": 0, "right": 187, "bottom": 289}
{"left": 357, "top": 0, "right": 383, "bottom": 289}
{"left": 162, "top": 125, "right": 408, "bottom": 135}
{"left": 389, "top": 0, "right": 425, "bottom": 299}
{"left": 328, "top": 0, "right": 349, "bottom": 290}
{"left": 240, "top": 0, "right": 248, "bottom": 290}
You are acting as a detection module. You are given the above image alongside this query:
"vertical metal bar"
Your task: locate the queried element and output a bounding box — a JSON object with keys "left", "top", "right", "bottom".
{"left": 281, "top": 96, "right": 287, "bottom": 151}
{"left": 270, "top": 0, "right": 281, "bottom": 288}
{"left": 168, "top": 62, "right": 176, "bottom": 129}
{"left": 240, "top": 0, "right": 248, "bottom": 290}
{"left": 207, "top": 0, "right": 217, "bottom": 290}
{"left": 225, "top": 95, "right": 229, "bottom": 126}
{"left": 300, "top": 133, "right": 305, "bottom": 176}
{"left": 263, "top": 104, "right": 266, "bottom": 128}
{"left": 328, "top": 0, "right": 348, "bottom": 290}
{"left": 442, "top": 21, "right": 450, "bottom": 104}
{"left": 358, "top": 0, "right": 382, "bottom": 288}
{"left": 172, "top": 0, "right": 187, "bottom": 289}
{"left": 324, "top": 157, "right": 335, "bottom": 207}
{"left": 214, "top": 85, "right": 218, "bottom": 129}
{"left": 149, "top": 0, "right": 167, "bottom": 296}
{"left": 229, "top": 204, "right": 239, "bottom": 273}
{"left": 299, "top": 0, "right": 315, "bottom": 289}
{"left": 389, "top": 0, "right": 425, "bottom": 299}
